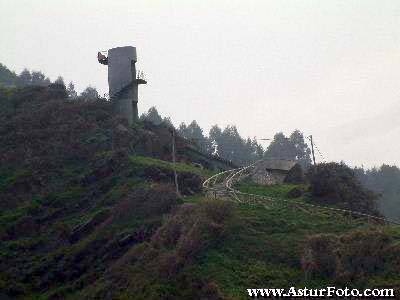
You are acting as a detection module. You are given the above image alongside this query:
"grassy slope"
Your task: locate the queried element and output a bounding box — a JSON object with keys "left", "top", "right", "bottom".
{"left": 2, "top": 155, "right": 400, "bottom": 299}
{"left": 129, "top": 155, "right": 214, "bottom": 177}
{"left": 0, "top": 153, "right": 210, "bottom": 226}
{"left": 192, "top": 181, "right": 400, "bottom": 299}
{"left": 0, "top": 153, "right": 214, "bottom": 299}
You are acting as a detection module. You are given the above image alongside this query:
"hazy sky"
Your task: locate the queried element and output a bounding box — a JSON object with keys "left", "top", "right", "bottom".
{"left": 1, "top": 0, "right": 400, "bottom": 167}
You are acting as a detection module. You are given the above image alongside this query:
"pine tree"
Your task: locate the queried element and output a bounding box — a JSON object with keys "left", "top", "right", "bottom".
{"left": 80, "top": 86, "right": 99, "bottom": 100}
{"left": 18, "top": 68, "right": 32, "bottom": 85}
{"left": 67, "top": 82, "right": 78, "bottom": 98}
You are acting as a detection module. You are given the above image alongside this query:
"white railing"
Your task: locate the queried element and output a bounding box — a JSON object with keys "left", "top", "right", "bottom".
{"left": 203, "top": 161, "right": 400, "bottom": 226}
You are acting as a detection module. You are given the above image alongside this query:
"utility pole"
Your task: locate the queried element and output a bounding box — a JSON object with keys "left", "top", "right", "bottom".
{"left": 171, "top": 129, "right": 180, "bottom": 197}
{"left": 309, "top": 135, "right": 316, "bottom": 165}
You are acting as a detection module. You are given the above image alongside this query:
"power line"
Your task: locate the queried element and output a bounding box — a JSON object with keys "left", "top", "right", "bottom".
{"left": 308, "top": 135, "right": 316, "bottom": 165}
{"left": 313, "top": 142, "right": 326, "bottom": 162}
{"left": 306, "top": 134, "right": 327, "bottom": 164}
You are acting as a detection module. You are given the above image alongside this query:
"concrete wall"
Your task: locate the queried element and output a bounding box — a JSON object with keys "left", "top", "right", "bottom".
{"left": 108, "top": 46, "right": 138, "bottom": 124}
{"left": 108, "top": 46, "right": 136, "bottom": 96}
{"left": 131, "top": 80, "right": 138, "bottom": 122}
{"left": 250, "top": 159, "right": 298, "bottom": 185}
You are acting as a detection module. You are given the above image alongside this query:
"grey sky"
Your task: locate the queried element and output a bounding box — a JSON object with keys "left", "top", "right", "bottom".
{"left": 1, "top": 0, "right": 400, "bottom": 167}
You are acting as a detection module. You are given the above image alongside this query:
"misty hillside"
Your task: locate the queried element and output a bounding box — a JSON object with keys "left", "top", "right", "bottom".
{"left": 1, "top": 67, "right": 400, "bottom": 300}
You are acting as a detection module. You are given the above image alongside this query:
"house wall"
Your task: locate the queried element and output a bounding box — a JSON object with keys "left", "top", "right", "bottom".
{"left": 251, "top": 169, "right": 288, "bottom": 185}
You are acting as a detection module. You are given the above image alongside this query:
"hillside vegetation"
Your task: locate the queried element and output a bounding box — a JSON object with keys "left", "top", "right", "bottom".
{"left": 1, "top": 80, "right": 400, "bottom": 299}
{"left": 0, "top": 84, "right": 223, "bottom": 299}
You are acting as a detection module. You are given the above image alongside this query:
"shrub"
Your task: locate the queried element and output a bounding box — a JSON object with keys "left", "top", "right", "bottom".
{"left": 200, "top": 199, "right": 235, "bottom": 224}
{"left": 156, "top": 251, "right": 181, "bottom": 278}
{"left": 152, "top": 200, "right": 233, "bottom": 255}
{"left": 306, "top": 162, "right": 380, "bottom": 215}
{"left": 142, "top": 166, "right": 203, "bottom": 195}
{"left": 287, "top": 187, "right": 304, "bottom": 198}
{"left": 175, "top": 220, "right": 223, "bottom": 260}
{"left": 335, "top": 229, "right": 391, "bottom": 282}
{"left": 113, "top": 185, "right": 179, "bottom": 221}
{"left": 301, "top": 234, "right": 338, "bottom": 279}
{"left": 105, "top": 199, "right": 235, "bottom": 298}
{"left": 284, "top": 163, "right": 305, "bottom": 184}
{"left": 151, "top": 203, "right": 197, "bottom": 249}
{"left": 150, "top": 200, "right": 234, "bottom": 277}
{"left": 301, "top": 229, "right": 397, "bottom": 283}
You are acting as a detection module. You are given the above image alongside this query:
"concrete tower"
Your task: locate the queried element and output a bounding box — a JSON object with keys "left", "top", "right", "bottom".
{"left": 98, "top": 46, "right": 146, "bottom": 124}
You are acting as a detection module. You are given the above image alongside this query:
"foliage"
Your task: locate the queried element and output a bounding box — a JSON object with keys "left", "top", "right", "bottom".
{"left": 81, "top": 200, "right": 234, "bottom": 299}
{"left": 306, "top": 162, "right": 380, "bottom": 215}
{"left": 139, "top": 106, "right": 174, "bottom": 128}
{"left": 1, "top": 61, "right": 400, "bottom": 299}
{"left": 1, "top": 66, "right": 52, "bottom": 87}
{"left": 138, "top": 106, "right": 312, "bottom": 168}
{"left": 355, "top": 164, "right": 400, "bottom": 222}
{"left": 139, "top": 106, "right": 265, "bottom": 166}
{"left": 0, "top": 87, "right": 112, "bottom": 170}
{"left": 302, "top": 229, "right": 399, "bottom": 283}
{"left": 129, "top": 155, "right": 213, "bottom": 177}
{"left": 0, "top": 63, "right": 19, "bottom": 86}
{"left": 236, "top": 180, "right": 303, "bottom": 199}
{"left": 152, "top": 200, "right": 234, "bottom": 260}
{"left": 264, "top": 130, "right": 312, "bottom": 168}
{"left": 54, "top": 76, "right": 65, "bottom": 86}
{"left": 209, "top": 125, "right": 263, "bottom": 166}
{"left": 301, "top": 234, "right": 338, "bottom": 279}
{"left": 79, "top": 86, "right": 99, "bottom": 100}
{"left": 284, "top": 163, "right": 305, "bottom": 184}
{"left": 113, "top": 185, "right": 180, "bottom": 220}
{"left": 178, "top": 120, "right": 211, "bottom": 154}
{"left": 67, "top": 82, "right": 78, "bottom": 99}
{"left": 140, "top": 106, "right": 163, "bottom": 125}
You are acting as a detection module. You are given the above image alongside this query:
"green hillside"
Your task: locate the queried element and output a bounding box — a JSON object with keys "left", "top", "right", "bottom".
{"left": 1, "top": 84, "right": 400, "bottom": 300}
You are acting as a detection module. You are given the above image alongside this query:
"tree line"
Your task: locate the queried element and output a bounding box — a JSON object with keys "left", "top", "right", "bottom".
{"left": 0, "top": 63, "right": 100, "bottom": 101}
{"left": 0, "top": 63, "right": 314, "bottom": 169}
{"left": 354, "top": 165, "right": 400, "bottom": 222}
{"left": 1, "top": 63, "right": 399, "bottom": 220}
{"left": 140, "top": 106, "right": 312, "bottom": 167}
{"left": 139, "top": 107, "right": 400, "bottom": 221}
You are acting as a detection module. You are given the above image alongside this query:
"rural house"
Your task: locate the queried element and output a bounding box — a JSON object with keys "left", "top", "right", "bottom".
{"left": 251, "top": 159, "right": 304, "bottom": 185}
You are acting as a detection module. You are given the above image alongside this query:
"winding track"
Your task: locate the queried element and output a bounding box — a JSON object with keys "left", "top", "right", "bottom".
{"left": 203, "top": 161, "right": 400, "bottom": 226}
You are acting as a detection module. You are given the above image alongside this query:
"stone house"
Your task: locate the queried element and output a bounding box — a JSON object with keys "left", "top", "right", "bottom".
{"left": 251, "top": 159, "right": 303, "bottom": 185}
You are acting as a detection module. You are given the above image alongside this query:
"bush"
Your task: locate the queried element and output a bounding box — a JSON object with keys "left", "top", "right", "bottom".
{"left": 151, "top": 203, "right": 197, "bottom": 249}
{"left": 301, "top": 229, "right": 397, "bottom": 283}
{"left": 301, "top": 234, "right": 338, "bottom": 279}
{"left": 306, "top": 162, "right": 380, "bottom": 215}
{"left": 287, "top": 187, "right": 304, "bottom": 198}
{"left": 152, "top": 201, "right": 233, "bottom": 252}
{"left": 335, "top": 229, "right": 391, "bottom": 282}
{"left": 284, "top": 163, "right": 305, "bottom": 184}
{"left": 0, "top": 91, "right": 115, "bottom": 169}
{"left": 142, "top": 166, "right": 203, "bottom": 195}
{"left": 150, "top": 200, "right": 234, "bottom": 276}
{"left": 113, "top": 185, "right": 179, "bottom": 221}
{"left": 103, "top": 199, "right": 235, "bottom": 299}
